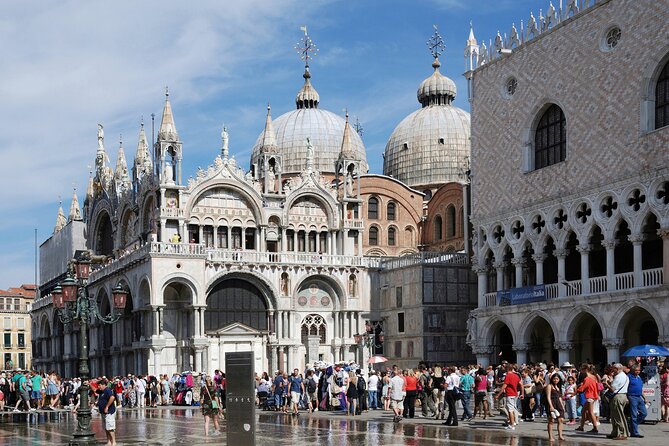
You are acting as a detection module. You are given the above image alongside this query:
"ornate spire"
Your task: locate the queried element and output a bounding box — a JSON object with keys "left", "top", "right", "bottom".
{"left": 339, "top": 111, "right": 356, "bottom": 159}
{"left": 68, "top": 188, "right": 82, "bottom": 222}
{"left": 54, "top": 201, "right": 66, "bottom": 233}
{"left": 86, "top": 169, "right": 95, "bottom": 201}
{"left": 134, "top": 119, "right": 152, "bottom": 178}
{"left": 259, "top": 103, "right": 278, "bottom": 153}
{"left": 305, "top": 137, "right": 314, "bottom": 172}
{"left": 294, "top": 27, "right": 320, "bottom": 109}
{"left": 467, "top": 21, "right": 477, "bottom": 45}
{"left": 158, "top": 87, "right": 179, "bottom": 141}
{"left": 114, "top": 138, "right": 131, "bottom": 192}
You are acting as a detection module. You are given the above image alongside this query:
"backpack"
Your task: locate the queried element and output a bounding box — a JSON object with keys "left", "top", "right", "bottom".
{"left": 307, "top": 378, "right": 317, "bottom": 393}
{"left": 357, "top": 377, "right": 366, "bottom": 392}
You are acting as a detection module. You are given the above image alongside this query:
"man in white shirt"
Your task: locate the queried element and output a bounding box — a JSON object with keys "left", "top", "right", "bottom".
{"left": 444, "top": 367, "right": 461, "bottom": 426}
{"left": 367, "top": 371, "right": 380, "bottom": 410}
{"left": 390, "top": 369, "right": 406, "bottom": 422}
{"left": 607, "top": 363, "right": 630, "bottom": 440}
{"left": 135, "top": 375, "right": 147, "bottom": 408}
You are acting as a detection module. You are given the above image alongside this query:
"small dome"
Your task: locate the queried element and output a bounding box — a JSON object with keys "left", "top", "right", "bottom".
{"left": 384, "top": 56, "right": 470, "bottom": 191}
{"left": 296, "top": 68, "right": 320, "bottom": 109}
{"left": 417, "top": 58, "right": 457, "bottom": 107}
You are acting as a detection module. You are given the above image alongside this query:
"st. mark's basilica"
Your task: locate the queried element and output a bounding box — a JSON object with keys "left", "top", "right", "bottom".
{"left": 30, "top": 0, "right": 669, "bottom": 377}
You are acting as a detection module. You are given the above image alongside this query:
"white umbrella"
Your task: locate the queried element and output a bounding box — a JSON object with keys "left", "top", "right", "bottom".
{"left": 368, "top": 355, "right": 389, "bottom": 364}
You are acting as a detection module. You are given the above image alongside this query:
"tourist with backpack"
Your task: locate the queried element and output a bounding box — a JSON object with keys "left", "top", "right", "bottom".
{"left": 356, "top": 371, "right": 367, "bottom": 413}
{"left": 306, "top": 370, "right": 318, "bottom": 413}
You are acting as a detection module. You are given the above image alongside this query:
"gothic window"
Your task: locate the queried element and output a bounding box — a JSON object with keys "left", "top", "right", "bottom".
{"left": 446, "top": 206, "right": 456, "bottom": 238}
{"left": 434, "top": 215, "right": 443, "bottom": 241}
{"left": 369, "top": 226, "right": 379, "bottom": 246}
{"left": 300, "top": 314, "right": 326, "bottom": 344}
{"left": 534, "top": 104, "right": 566, "bottom": 169}
{"left": 656, "top": 60, "right": 669, "bottom": 129}
{"left": 231, "top": 227, "right": 242, "bottom": 249}
{"left": 368, "top": 197, "right": 379, "bottom": 219}
{"left": 388, "top": 227, "right": 396, "bottom": 246}
{"left": 387, "top": 202, "right": 396, "bottom": 220}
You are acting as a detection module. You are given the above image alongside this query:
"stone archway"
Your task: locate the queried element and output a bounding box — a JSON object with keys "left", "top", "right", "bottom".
{"left": 568, "top": 312, "right": 605, "bottom": 368}
{"left": 162, "top": 281, "right": 195, "bottom": 374}
{"left": 489, "top": 320, "right": 516, "bottom": 364}
{"left": 524, "top": 315, "right": 558, "bottom": 365}
{"left": 620, "top": 307, "right": 659, "bottom": 352}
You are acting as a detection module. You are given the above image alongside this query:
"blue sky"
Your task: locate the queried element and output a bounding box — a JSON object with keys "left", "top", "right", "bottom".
{"left": 0, "top": 0, "right": 542, "bottom": 288}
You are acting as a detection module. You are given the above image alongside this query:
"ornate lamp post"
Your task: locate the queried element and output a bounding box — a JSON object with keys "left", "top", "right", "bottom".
{"left": 354, "top": 327, "right": 384, "bottom": 372}
{"left": 52, "top": 252, "right": 127, "bottom": 446}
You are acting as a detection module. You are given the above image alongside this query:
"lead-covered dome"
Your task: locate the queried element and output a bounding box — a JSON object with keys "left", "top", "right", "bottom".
{"left": 384, "top": 57, "right": 470, "bottom": 191}
{"left": 251, "top": 67, "right": 368, "bottom": 175}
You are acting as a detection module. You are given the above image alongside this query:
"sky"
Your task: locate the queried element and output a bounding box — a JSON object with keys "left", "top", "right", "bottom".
{"left": 0, "top": 0, "right": 543, "bottom": 289}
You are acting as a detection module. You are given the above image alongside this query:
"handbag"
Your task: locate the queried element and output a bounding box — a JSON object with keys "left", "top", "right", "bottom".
{"left": 330, "top": 396, "right": 341, "bottom": 407}
{"left": 204, "top": 385, "right": 219, "bottom": 410}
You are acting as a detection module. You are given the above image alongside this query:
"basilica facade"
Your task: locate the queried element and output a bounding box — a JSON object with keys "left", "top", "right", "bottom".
{"left": 31, "top": 31, "right": 474, "bottom": 377}
{"left": 465, "top": 0, "right": 669, "bottom": 368}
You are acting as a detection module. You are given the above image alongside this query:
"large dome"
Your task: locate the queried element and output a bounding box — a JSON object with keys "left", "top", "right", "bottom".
{"left": 252, "top": 108, "right": 368, "bottom": 175}
{"left": 383, "top": 57, "right": 470, "bottom": 191}
{"left": 251, "top": 67, "right": 368, "bottom": 176}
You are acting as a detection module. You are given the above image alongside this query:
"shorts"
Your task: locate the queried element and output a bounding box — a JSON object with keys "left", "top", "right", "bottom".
{"left": 103, "top": 411, "right": 116, "bottom": 431}
{"left": 505, "top": 396, "right": 517, "bottom": 412}
{"left": 308, "top": 391, "right": 317, "bottom": 401}
{"left": 20, "top": 391, "right": 30, "bottom": 402}
{"left": 390, "top": 398, "right": 404, "bottom": 410}
{"left": 290, "top": 391, "right": 301, "bottom": 403}
{"left": 31, "top": 390, "right": 42, "bottom": 400}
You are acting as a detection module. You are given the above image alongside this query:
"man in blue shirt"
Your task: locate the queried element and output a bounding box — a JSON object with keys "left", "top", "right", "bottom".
{"left": 272, "top": 371, "right": 285, "bottom": 411}
{"left": 627, "top": 364, "right": 647, "bottom": 438}
{"left": 97, "top": 379, "right": 117, "bottom": 446}
{"left": 459, "top": 367, "right": 475, "bottom": 421}
{"left": 288, "top": 369, "right": 304, "bottom": 416}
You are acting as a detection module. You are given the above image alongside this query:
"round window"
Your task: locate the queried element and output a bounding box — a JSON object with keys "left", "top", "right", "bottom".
{"left": 502, "top": 77, "right": 518, "bottom": 99}
{"left": 601, "top": 26, "right": 621, "bottom": 52}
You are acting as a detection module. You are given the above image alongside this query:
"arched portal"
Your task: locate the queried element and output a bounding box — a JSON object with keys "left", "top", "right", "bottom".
{"left": 205, "top": 279, "right": 269, "bottom": 332}
{"left": 620, "top": 307, "right": 659, "bottom": 352}
{"left": 491, "top": 321, "right": 515, "bottom": 363}
{"left": 163, "top": 281, "right": 194, "bottom": 373}
{"left": 526, "top": 317, "right": 558, "bottom": 364}
{"left": 570, "top": 313, "right": 605, "bottom": 367}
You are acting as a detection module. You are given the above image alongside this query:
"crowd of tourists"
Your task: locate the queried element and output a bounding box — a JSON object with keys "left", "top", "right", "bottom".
{"left": 2, "top": 358, "right": 668, "bottom": 442}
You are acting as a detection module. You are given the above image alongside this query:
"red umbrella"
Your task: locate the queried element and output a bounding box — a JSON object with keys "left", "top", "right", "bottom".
{"left": 368, "top": 355, "right": 389, "bottom": 364}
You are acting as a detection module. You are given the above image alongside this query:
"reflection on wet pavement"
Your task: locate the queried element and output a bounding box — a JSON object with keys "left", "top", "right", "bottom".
{"left": 0, "top": 409, "right": 615, "bottom": 446}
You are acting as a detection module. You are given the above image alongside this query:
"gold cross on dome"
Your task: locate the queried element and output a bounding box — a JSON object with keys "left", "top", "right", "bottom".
{"left": 427, "top": 25, "right": 445, "bottom": 59}
{"left": 295, "top": 26, "right": 319, "bottom": 67}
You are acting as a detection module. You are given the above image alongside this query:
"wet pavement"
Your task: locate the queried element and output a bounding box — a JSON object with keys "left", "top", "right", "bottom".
{"left": 1, "top": 407, "right": 667, "bottom": 445}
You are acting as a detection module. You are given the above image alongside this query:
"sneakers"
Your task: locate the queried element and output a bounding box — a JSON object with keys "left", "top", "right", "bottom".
{"left": 504, "top": 425, "right": 515, "bottom": 430}
{"left": 13, "top": 409, "right": 20, "bottom": 413}
{"left": 29, "top": 408, "right": 36, "bottom": 412}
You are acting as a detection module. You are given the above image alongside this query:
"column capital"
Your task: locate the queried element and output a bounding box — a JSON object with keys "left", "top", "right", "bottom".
{"left": 602, "top": 338, "right": 624, "bottom": 349}
{"left": 531, "top": 253, "right": 547, "bottom": 263}
{"left": 494, "top": 260, "right": 508, "bottom": 269}
{"left": 553, "top": 248, "right": 569, "bottom": 259}
{"left": 511, "top": 258, "right": 526, "bottom": 267}
{"left": 602, "top": 239, "right": 617, "bottom": 250}
{"left": 658, "top": 335, "right": 669, "bottom": 347}
{"left": 576, "top": 244, "right": 591, "bottom": 254}
{"left": 512, "top": 343, "right": 529, "bottom": 352}
{"left": 657, "top": 228, "right": 669, "bottom": 239}
{"left": 471, "top": 344, "right": 494, "bottom": 355}
{"left": 628, "top": 234, "right": 644, "bottom": 245}
{"left": 553, "top": 342, "right": 573, "bottom": 351}
{"left": 473, "top": 265, "right": 488, "bottom": 275}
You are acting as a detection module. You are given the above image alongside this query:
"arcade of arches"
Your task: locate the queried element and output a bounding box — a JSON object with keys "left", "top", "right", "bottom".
{"left": 480, "top": 306, "right": 661, "bottom": 368}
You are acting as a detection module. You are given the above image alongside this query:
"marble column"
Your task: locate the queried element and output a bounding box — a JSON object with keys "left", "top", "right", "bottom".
{"left": 629, "top": 235, "right": 644, "bottom": 287}
{"left": 555, "top": 249, "right": 568, "bottom": 297}
{"left": 577, "top": 244, "right": 590, "bottom": 294}
{"left": 495, "top": 261, "right": 506, "bottom": 291}
{"left": 512, "top": 258, "right": 525, "bottom": 288}
{"left": 532, "top": 254, "right": 546, "bottom": 285}
{"left": 554, "top": 342, "right": 573, "bottom": 366}
{"left": 603, "top": 239, "right": 616, "bottom": 291}
{"left": 152, "top": 347, "right": 163, "bottom": 375}
{"left": 603, "top": 338, "right": 623, "bottom": 364}
{"left": 475, "top": 266, "right": 487, "bottom": 307}
{"left": 659, "top": 229, "right": 669, "bottom": 285}
{"left": 513, "top": 343, "right": 529, "bottom": 365}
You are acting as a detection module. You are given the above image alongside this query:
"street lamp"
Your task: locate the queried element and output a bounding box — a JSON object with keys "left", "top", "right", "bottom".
{"left": 354, "top": 328, "right": 384, "bottom": 371}
{"left": 54, "top": 251, "right": 127, "bottom": 446}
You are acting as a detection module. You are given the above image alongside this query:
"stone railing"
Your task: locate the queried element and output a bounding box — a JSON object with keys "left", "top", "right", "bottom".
{"left": 160, "top": 207, "right": 184, "bottom": 218}
{"left": 89, "top": 243, "right": 152, "bottom": 283}
{"left": 484, "top": 267, "right": 664, "bottom": 307}
{"left": 376, "top": 252, "right": 469, "bottom": 270}
{"left": 206, "top": 250, "right": 368, "bottom": 268}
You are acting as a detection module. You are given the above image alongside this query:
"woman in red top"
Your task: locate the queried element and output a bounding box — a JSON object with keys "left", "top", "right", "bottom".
{"left": 575, "top": 365, "right": 599, "bottom": 434}
{"left": 402, "top": 369, "right": 418, "bottom": 419}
